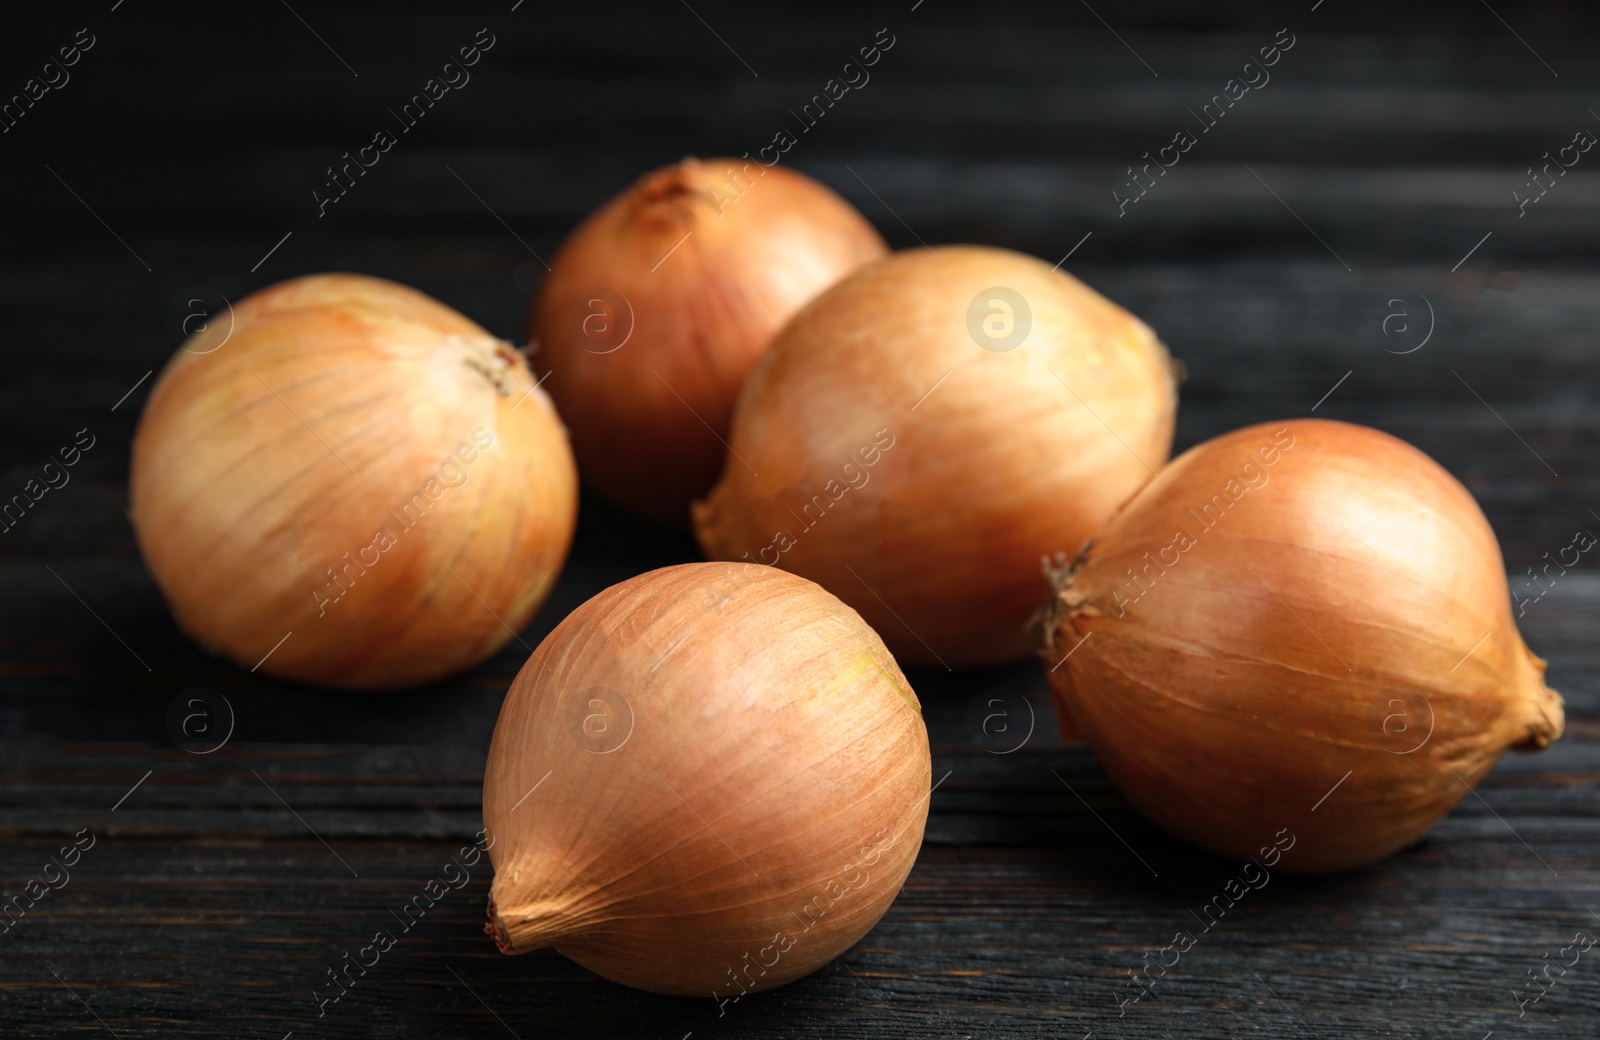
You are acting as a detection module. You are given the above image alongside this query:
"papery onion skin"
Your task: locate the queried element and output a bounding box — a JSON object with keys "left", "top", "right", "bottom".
{"left": 482, "top": 562, "right": 930, "bottom": 996}
{"left": 694, "top": 245, "right": 1177, "bottom": 668}
{"left": 1041, "top": 418, "right": 1564, "bottom": 873}
{"left": 130, "top": 273, "right": 578, "bottom": 689}
{"left": 530, "top": 157, "right": 887, "bottom": 528}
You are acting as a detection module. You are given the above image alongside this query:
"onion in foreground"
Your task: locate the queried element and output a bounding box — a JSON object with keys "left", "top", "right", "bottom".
{"left": 1040, "top": 418, "right": 1563, "bottom": 872}
{"left": 483, "top": 562, "right": 930, "bottom": 996}
{"left": 130, "top": 273, "right": 578, "bottom": 689}
{"left": 530, "top": 157, "right": 887, "bottom": 527}
{"left": 694, "top": 245, "right": 1177, "bottom": 668}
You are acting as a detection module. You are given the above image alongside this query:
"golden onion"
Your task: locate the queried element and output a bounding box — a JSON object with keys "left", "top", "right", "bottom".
{"left": 130, "top": 273, "right": 577, "bottom": 688}
{"left": 694, "top": 245, "right": 1177, "bottom": 668}
{"left": 530, "top": 157, "right": 887, "bottom": 527}
{"left": 1041, "top": 418, "right": 1563, "bottom": 872}
{"left": 483, "top": 562, "right": 930, "bottom": 996}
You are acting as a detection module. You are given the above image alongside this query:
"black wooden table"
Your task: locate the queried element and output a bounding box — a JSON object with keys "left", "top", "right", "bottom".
{"left": 4, "top": 2, "right": 1598, "bottom": 1037}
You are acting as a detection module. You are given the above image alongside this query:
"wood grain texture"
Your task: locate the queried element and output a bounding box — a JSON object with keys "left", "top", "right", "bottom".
{"left": 1, "top": 0, "right": 1597, "bottom": 1036}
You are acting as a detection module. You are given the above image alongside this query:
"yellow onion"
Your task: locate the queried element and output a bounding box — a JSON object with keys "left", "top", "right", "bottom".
{"left": 694, "top": 245, "right": 1177, "bottom": 668}
{"left": 130, "top": 273, "right": 578, "bottom": 688}
{"left": 482, "top": 562, "right": 929, "bottom": 996}
{"left": 530, "top": 157, "right": 887, "bottom": 527}
{"left": 1040, "top": 418, "right": 1564, "bottom": 873}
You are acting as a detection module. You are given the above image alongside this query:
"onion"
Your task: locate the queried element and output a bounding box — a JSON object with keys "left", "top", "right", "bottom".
{"left": 130, "top": 273, "right": 578, "bottom": 689}
{"left": 529, "top": 157, "right": 887, "bottom": 527}
{"left": 1040, "top": 418, "right": 1564, "bottom": 873}
{"left": 693, "top": 245, "right": 1177, "bottom": 668}
{"left": 482, "top": 562, "right": 929, "bottom": 996}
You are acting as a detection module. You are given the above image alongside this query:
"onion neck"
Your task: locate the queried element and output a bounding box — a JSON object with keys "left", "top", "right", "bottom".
{"left": 1037, "top": 552, "right": 1092, "bottom": 744}
{"left": 1510, "top": 647, "right": 1564, "bottom": 752}
{"left": 690, "top": 483, "right": 743, "bottom": 562}
{"left": 634, "top": 158, "right": 715, "bottom": 224}
{"left": 485, "top": 887, "right": 595, "bottom": 955}
{"left": 463, "top": 337, "right": 527, "bottom": 397}
{"left": 1035, "top": 551, "right": 1080, "bottom": 659}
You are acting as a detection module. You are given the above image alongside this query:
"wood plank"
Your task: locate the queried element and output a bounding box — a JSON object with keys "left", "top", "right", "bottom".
{"left": 2, "top": 1, "right": 1598, "bottom": 1035}
{"left": 1, "top": 832, "right": 1595, "bottom": 1039}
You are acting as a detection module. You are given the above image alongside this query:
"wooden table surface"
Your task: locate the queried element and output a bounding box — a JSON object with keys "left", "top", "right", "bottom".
{"left": 3, "top": 1, "right": 1598, "bottom": 1036}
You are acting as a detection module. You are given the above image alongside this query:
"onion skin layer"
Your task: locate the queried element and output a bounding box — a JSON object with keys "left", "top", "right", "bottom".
{"left": 530, "top": 158, "right": 887, "bottom": 528}
{"left": 130, "top": 273, "right": 578, "bottom": 689}
{"left": 1042, "top": 419, "right": 1564, "bottom": 873}
{"left": 482, "top": 562, "right": 930, "bottom": 996}
{"left": 695, "top": 245, "right": 1176, "bottom": 668}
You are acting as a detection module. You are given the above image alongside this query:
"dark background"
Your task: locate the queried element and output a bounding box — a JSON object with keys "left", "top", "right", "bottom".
{"left": 3, "top": 1, "right": 1598, "bottom": 1037}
